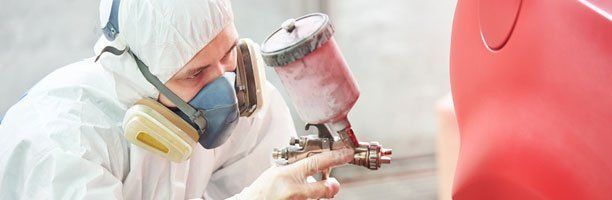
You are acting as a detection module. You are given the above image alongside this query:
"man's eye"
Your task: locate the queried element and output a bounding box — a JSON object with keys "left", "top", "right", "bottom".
{"left": 187, "top": 69, "right": 203, "bottom": 79}
{"left": 226, "top": 46, "right": 238, "bottom": 60}
{"left": 221, "top": 51, "right": 232, "bottom": 62}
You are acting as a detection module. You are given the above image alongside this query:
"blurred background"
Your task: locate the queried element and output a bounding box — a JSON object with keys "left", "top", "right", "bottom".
{"left": 0, "top": 0, "right": 458, "bottom": 199}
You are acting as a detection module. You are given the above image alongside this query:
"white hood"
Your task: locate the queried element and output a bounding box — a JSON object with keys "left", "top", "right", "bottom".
{"left": 94, "top": 0, "right": 234, "bottom": 106}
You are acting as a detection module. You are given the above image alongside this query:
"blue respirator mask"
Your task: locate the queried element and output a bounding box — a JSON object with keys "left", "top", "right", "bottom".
{"left": 170, "top": 72, "right": 239, "bottom": 149}
{"left": 97, "top": 38, "right": 267, "bottom": 162}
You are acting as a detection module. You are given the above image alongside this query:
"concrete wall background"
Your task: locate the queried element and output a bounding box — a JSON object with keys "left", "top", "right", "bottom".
{"left": 328, "top": 1, "right": 456, "bottom": 156}
{"left": 0, "top": 0, "right": 100, "bottom": 113}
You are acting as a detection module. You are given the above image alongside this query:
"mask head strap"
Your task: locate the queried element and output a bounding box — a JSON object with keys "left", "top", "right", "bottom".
{"left": 102, "top": 0, "right": 121, "bottom": 41}
{"left": 94, "top": 45, "right": 207, "bottom": 131}
{"left": 128, "top": 50, "right": 208, "bottom": 131}
{"left": 94, "top": 0, "right": 124, "bottom": 62}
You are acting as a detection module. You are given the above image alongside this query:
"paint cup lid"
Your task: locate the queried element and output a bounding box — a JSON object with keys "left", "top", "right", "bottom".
{"left": 261, "top": 13, "right": 335, "bottom": 67}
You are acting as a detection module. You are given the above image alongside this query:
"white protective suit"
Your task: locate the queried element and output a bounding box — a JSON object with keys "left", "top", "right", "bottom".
{"left": 0, "top": 0, "right": 296, "bottom": 199}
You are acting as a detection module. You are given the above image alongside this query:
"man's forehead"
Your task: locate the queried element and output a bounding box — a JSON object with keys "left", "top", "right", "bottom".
{"left": 177, "top": 37, "right": 238, "bottom": 76}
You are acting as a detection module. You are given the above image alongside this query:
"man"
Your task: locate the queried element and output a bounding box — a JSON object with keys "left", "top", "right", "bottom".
{"left": 0, "top": 0, "right": 352, "bottom": 199}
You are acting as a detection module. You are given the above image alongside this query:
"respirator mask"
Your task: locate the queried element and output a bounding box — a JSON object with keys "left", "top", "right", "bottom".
{"left": 97, "top": 38, "right": 266, "bottom": 162}
{"left": 122, "top": 38, "right": 266, "bottom": 162}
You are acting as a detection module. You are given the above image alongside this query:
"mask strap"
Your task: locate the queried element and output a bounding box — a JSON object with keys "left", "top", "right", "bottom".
{"left": 95, "top": 46, "right": 127, "bottom": 62}
{"left": 102, "top": 0, "right": 121, "bottom": 41}
{"left": 128, "top": 50, "right": 207, "bottom": 131}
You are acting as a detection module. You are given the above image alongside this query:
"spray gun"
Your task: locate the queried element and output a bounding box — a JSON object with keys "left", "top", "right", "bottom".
{"left": 272, "top": 124, "right": 392, "bottom": 171}
{"left": 260, "top": 13, "right": 392, "bottom": 175}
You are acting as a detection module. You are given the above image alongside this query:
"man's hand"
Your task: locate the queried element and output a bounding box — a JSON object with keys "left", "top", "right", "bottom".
{"left": 232, "top": 148, "right": 354, "bottom": 200}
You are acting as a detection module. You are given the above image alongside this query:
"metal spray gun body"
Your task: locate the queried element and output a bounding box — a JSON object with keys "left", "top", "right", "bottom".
{"left": 273, "top": 124, "right": 392, "bottom": 171}
{"left": 260, "top": 13, "right": 392, "bottom": 174}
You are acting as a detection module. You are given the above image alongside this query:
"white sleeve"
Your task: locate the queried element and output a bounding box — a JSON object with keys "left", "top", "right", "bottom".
{"left": 0, "top": 106, "right": 128, "bottom": 200}
{"left": 0, "top": 140, "right": 125, "bottom": 200}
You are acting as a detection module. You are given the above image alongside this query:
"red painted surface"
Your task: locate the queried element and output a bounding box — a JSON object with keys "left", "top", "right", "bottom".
{"left": 479, "top": 0, "right": 522, "bottom": 50}
{"left": 450, "top": 0, "right": 612, "bottom": 199}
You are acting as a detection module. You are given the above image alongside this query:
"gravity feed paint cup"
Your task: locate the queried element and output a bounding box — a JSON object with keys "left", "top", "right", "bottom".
{"left": 261, "top": 13, "right": 359, "bottom": 132}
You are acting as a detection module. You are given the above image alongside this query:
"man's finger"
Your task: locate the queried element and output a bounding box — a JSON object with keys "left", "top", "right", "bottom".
{"left": 298, "top": 177, "right": 341, "bottom": 199}
{"left": 290, "top": 148, "right": 354, "bottom": 177}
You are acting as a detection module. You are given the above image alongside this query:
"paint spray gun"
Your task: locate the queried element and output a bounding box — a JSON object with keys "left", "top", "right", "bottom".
{"left": 260, "top": 13, "right": 392, "bottom": 177}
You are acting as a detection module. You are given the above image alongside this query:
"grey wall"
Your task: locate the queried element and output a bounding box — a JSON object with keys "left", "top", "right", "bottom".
{"left": 328, "top": 0, "right": 457, "bottom": 156}
{"left": 0, "top": 0, "right": 100, "bottom": 114}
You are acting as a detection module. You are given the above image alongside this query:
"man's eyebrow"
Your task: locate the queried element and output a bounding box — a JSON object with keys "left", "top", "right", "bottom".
{"left": 182, "top": 40, "right": 239, "bottom": 77}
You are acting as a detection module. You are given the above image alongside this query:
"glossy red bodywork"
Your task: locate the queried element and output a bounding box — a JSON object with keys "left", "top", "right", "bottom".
{"left": 450, "top": 0, "right": 612, "bottom": 199}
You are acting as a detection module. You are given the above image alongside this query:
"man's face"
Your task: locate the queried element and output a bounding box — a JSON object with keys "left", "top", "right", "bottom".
{"left": 159, "top": 23, "right": 239, "bottom": 107}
